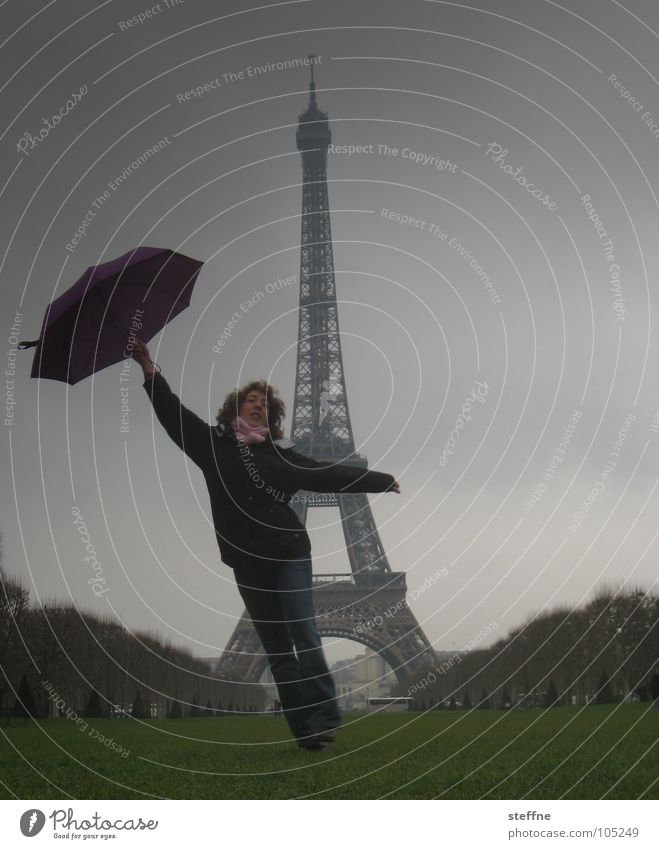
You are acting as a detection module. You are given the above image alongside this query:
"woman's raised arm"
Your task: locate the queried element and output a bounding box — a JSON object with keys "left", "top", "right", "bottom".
{"left": 131, "top": 339, "right": 212, "bottom": 467}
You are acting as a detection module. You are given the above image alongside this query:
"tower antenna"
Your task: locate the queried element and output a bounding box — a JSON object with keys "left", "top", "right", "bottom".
{"left": 308, "top": 54, "right": 317, "bottom": 105}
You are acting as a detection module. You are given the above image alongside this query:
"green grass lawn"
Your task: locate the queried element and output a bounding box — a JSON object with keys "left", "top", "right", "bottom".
{"left": 0, "top": 705, "right": 656, "bottom": 799}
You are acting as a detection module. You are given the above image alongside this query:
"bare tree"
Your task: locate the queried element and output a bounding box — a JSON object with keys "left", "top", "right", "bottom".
{"left": 0, "top": 550, "right": 30, "bottom": 709}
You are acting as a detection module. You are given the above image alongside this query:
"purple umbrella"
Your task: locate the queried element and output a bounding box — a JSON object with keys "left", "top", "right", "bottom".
{"left": 19, "top": 247, "right": 204, "bottom": 384}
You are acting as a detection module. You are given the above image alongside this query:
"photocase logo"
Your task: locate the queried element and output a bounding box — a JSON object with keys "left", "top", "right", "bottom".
{"left": 20, "top": 809, "right": 45, "bottom": 837}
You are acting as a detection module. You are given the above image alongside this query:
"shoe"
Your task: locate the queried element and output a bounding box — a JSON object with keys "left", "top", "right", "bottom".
{"left": 297, "top": 727, "right": 336, "bottom": 748}
{"left": 297, "top": 740, "right": 328, "bottom": 752}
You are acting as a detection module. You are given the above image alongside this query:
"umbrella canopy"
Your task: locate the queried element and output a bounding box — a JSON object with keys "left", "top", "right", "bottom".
{"left": 19, "top": 247, "right": 204, "bottom": 384}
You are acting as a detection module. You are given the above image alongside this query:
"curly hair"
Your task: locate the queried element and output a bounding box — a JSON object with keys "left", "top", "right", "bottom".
{"left": 216, "top": 379, "right": 286, "bottom": 439}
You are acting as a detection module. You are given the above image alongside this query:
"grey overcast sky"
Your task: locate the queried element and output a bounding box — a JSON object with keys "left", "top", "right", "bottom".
{"left": 1, "top": 0, "right": 658, "bottom": 667}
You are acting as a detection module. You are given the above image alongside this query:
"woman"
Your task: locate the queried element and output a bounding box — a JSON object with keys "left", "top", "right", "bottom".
{"left": 131, "top": 339, "right": 399, "bottom": 750}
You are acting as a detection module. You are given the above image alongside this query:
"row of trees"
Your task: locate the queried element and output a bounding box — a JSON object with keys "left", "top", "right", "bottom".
{"left": 394, "top": 587, "right": 658, "bottom": 709}
{"left": 1, "top": 565, "right": 266, "bottom": 720}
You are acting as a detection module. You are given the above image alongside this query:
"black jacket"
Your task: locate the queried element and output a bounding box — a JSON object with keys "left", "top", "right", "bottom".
{"left": 143, "top": 372, "right": 396, "bottom": 569}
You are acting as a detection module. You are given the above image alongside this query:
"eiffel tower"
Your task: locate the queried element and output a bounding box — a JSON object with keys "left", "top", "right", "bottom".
{"left": 216, "top": 61, "right": 438, "bottom": 684}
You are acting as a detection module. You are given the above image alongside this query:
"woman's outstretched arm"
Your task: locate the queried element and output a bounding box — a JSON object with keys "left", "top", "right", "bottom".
{"left": 263, "top": 446, "right": 400, "bottom": 494}
{"left": 131, "top": 339, "right": 212, "bottom": 467}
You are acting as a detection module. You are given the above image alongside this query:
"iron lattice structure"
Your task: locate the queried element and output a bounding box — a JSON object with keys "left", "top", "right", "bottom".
{"left": 217, "top": 64, "right": 438, "bottom": 684}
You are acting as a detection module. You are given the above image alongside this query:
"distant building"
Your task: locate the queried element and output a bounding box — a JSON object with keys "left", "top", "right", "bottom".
{"left": 331, "top": 648, "right": 397, "bottom": 710}
{"left": 201, "top": 649, "right": 397, "bottom": 713}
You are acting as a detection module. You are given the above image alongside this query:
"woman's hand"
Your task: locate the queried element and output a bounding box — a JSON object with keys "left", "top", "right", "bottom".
{"left": 130, "top": 338, "right": 156, "bottom": 378}
{"left": 390, "top": 480, "right": 401, "bottom": 494}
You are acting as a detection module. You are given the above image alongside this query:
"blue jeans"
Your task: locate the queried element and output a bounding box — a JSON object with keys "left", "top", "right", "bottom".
{"left": 233, "top": 555, "right": 341, "bottom": 741}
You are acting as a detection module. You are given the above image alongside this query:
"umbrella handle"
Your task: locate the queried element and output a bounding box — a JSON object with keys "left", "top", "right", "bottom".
{"left": 92, "top": 285, "right": 163, "bottom": 374}
{"left": 93, "top": 286, "right": 162, "bottom": 374}
{"left": 92, "top": 285, "right": 132, "bottom": 339}
{"left": 18, "top": 340, "right": 39, "bottom": 349}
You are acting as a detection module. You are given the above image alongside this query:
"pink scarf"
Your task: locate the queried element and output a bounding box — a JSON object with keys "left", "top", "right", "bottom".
{"left": 231, "top": 416, "right": 269, "bottom": 444}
